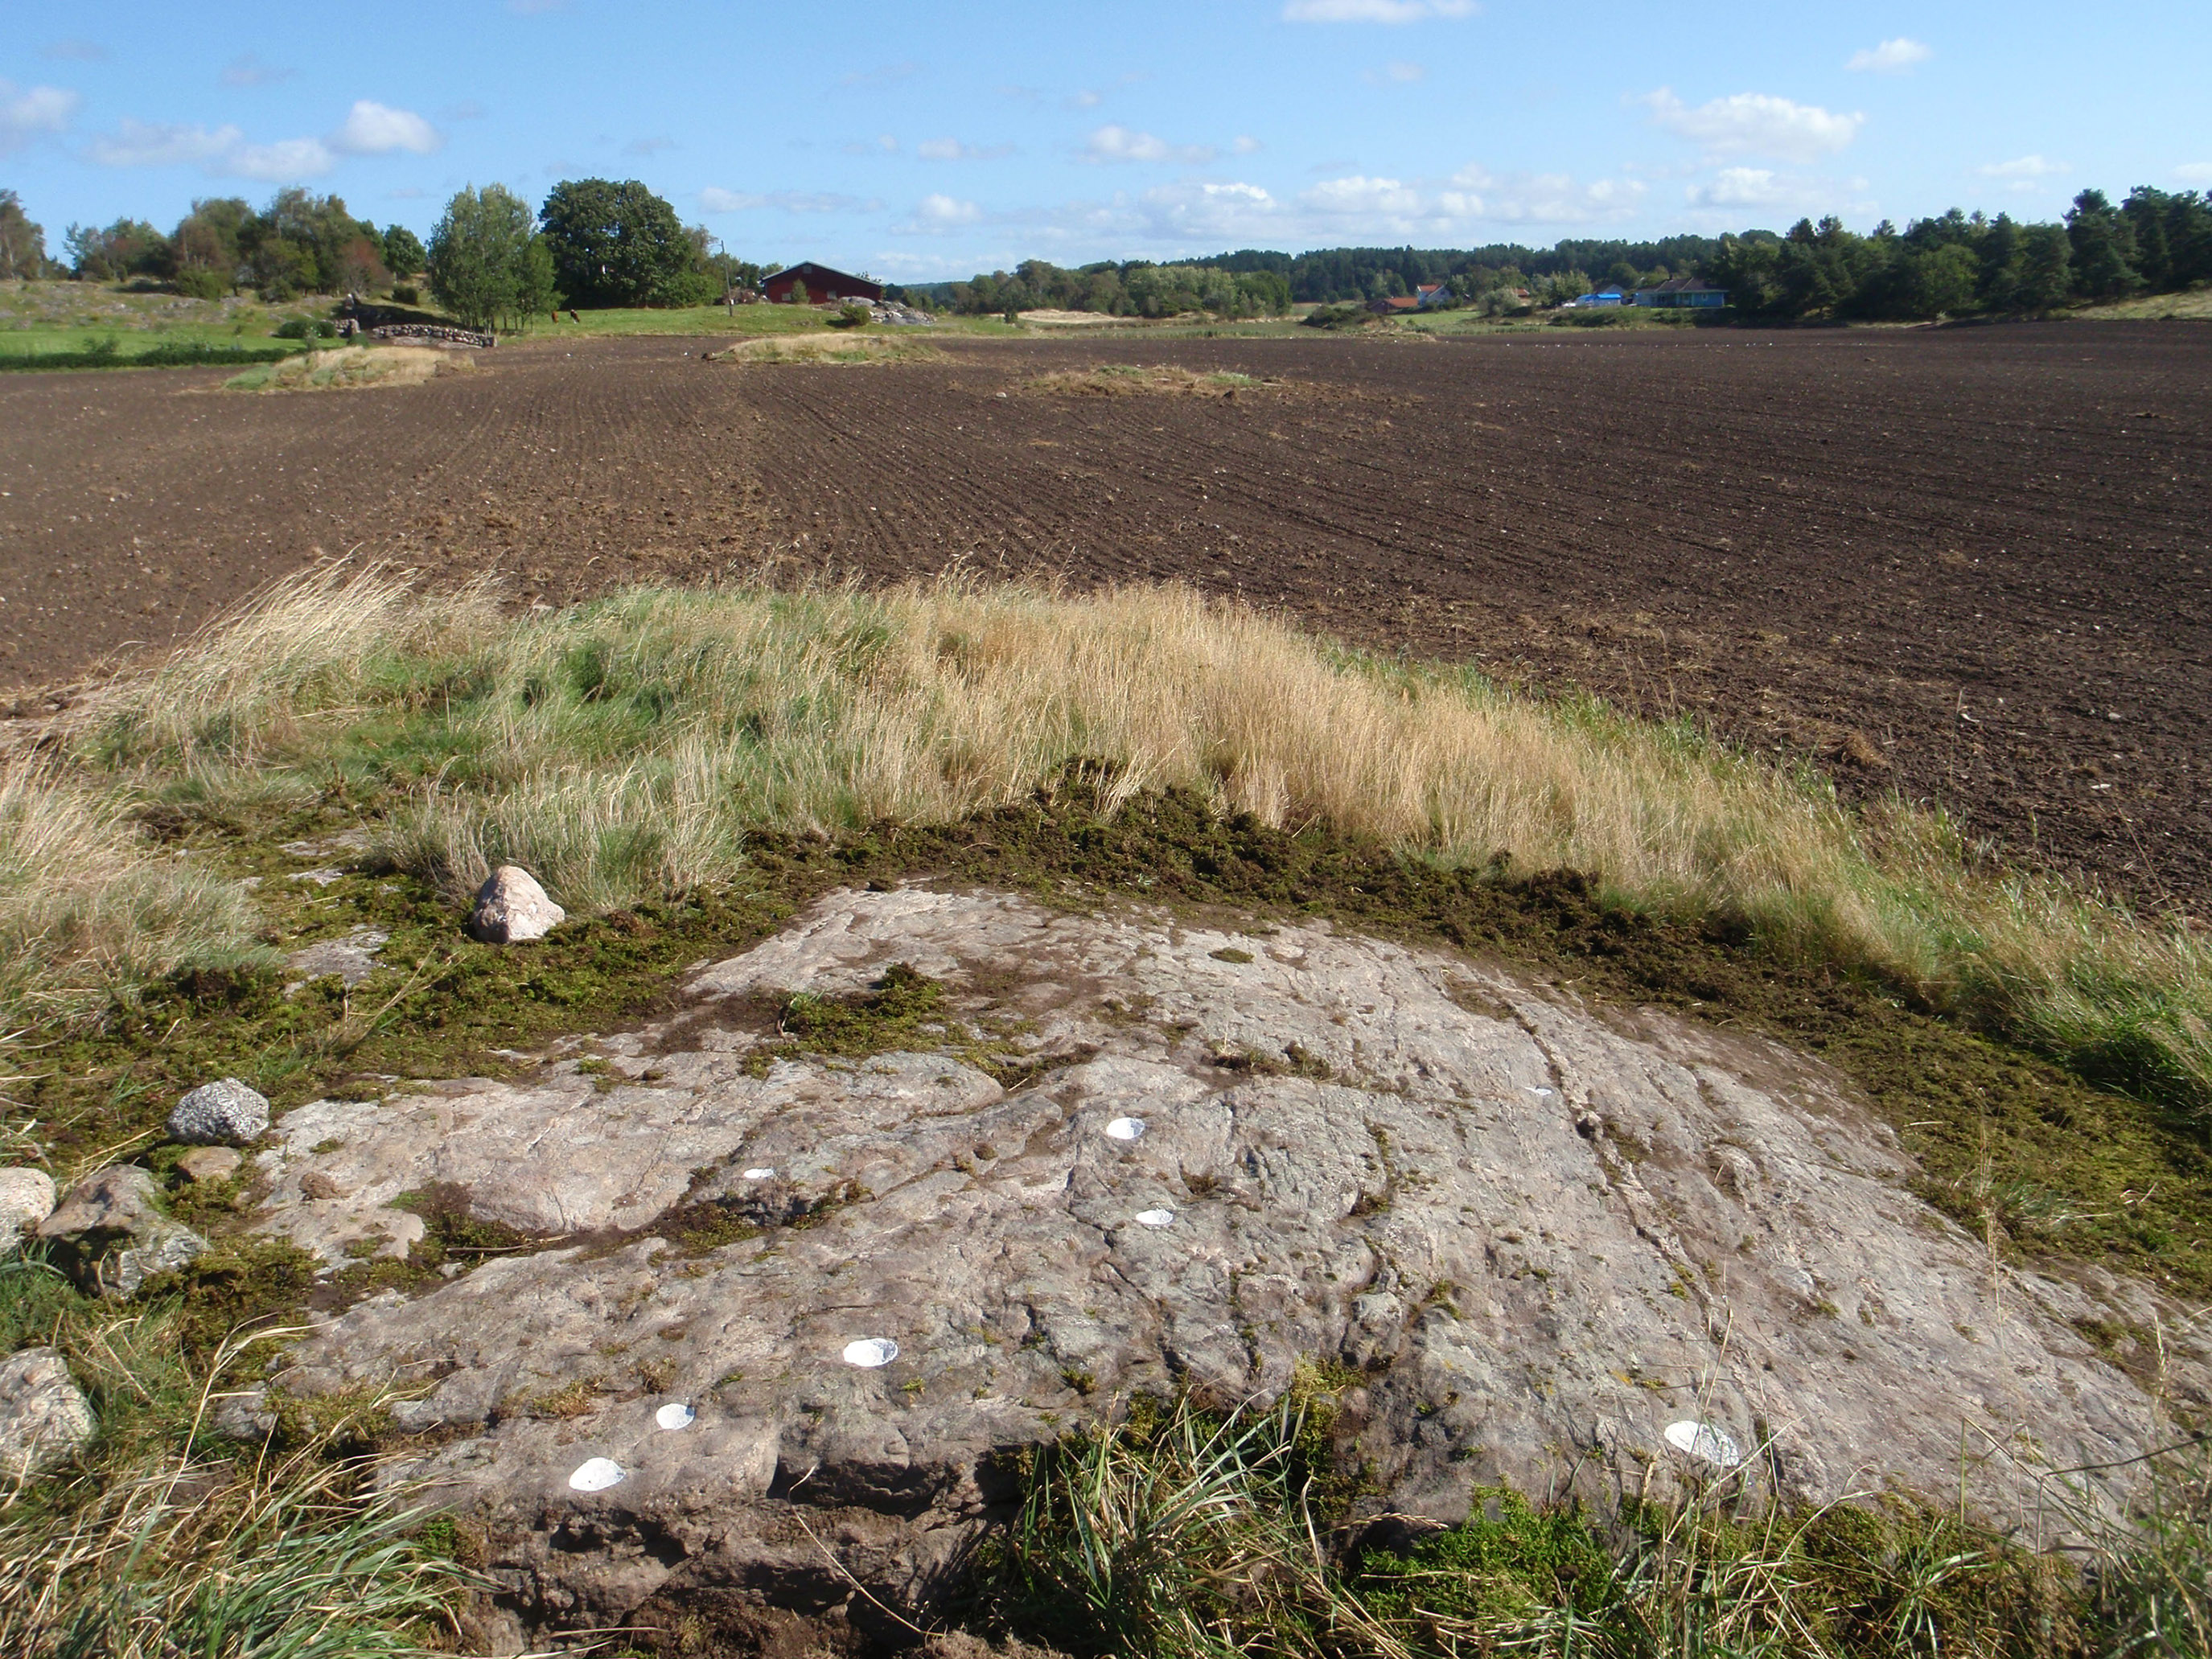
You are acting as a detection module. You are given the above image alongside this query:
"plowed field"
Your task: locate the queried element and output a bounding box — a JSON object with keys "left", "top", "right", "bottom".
{"left": 2, "top": 324, "right": 2206, "bottom": 910}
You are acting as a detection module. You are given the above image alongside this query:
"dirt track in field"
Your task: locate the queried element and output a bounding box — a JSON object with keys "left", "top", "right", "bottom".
{"left": 2, "top": 324, "right": 2206, "bottom": 910}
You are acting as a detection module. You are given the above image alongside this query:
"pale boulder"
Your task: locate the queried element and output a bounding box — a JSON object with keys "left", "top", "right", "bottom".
{"left": 0, "top": 1348, "right": 96, "bottom": 1478}
{"left": 470, "top": 866, "right": 565, "bottom": 944}
{"left": 0, "top": 1168, "right": 57, "bottom": 1252}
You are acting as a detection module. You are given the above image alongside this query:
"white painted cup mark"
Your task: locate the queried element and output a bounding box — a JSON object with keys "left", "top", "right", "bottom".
{"left": 1105, "top": 1117, "right": 1146, "bottom": 1142}
{"left": 1135, "top": 1209, "right": 1175, "bottom": 1227}
{"left": 843, "top": 1337, "right": 898, "bottom": 1368}
{"left": 656, "top": 1402, "right": 696, "bottom": 1431}
{"left": 1663, "top": 1419, "right": 1743, "bottom": 1468}
{"left": 742, "top": 1167, "right": 777, "bottom": 1181}
{"left": 568, "top": 1457, "right": 625, "bottom": 1492}
{"left": 1524, "top": 1086, "right": 1556, "bottom": 1098}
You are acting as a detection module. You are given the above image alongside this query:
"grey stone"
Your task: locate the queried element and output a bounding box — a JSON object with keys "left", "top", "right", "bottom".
{"left": 38, "top": 1164, "right": 207, "bottom": 1297}
{"left": 286, "top": 927, "right": 389, "bottom": 988}
{"left": 176, "top": 1147, "right": 243, "bottom": 1185}
{"left": 0, "top": 1347, "right": 96, "bottom": 1478}
{"left": 469, "top": 866, "right": 565, "bottom": 944}
{"left": 249, "top": 887, "right": 2206, "bottom": 1641}
{"left": 0, "top": 1167, "right": 57, "bottom": 1252}
{"left": 171, "top": 1078, "right": 270, "bottom": 1145}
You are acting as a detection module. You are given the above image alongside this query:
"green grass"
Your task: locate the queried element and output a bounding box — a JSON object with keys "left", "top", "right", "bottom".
{"left": 0, "top": 1250, "right": 475, "bottom": 1658}
{"left": 968, "top": 1388, "right": 2211, "bottom": 1659}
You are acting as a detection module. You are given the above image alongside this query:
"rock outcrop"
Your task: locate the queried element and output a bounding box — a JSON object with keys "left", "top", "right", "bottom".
{"left": 39, "top": 1164, "right": 206, "bottom": 1296}
{"left": 249, "top": 886, "right": 2205, "bottom": 1638}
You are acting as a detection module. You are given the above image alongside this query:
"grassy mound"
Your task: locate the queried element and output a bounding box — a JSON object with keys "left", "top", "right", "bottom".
{"left": 1022, "top": 363, "right": 1286, "bottom": 398}
{"left": 222, "top": 346, "right": 470, "bottom": 394}
{"left": 59, "top": 567, "right": 2208, "bottom": 1119}
{"left": 706, "top": 332, "right": 944, "bottom": 366}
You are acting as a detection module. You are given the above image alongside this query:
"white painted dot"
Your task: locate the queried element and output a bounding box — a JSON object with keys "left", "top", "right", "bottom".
{"left": 843, "top": 1337, "right": 898, "bottom": 1368}
{"left": 1524, "top": 1086, "right": 1555, "bottom": 1098}
{"left": 1134, "top": 1209, "right": 1175, "bottom": 1227}
{"left": 656, "top": 1402, "right": 696, "bottom": 1431}
{"left": 1663, "top": 1420, "right": 1743, "bottom": 1468}
{"left": 568, "top": 1457, "right": 625, "bottom": 1492}
{"left": 742, "top": 1167, "right": 776, "bottom": 1181}
{"left": 1105, "top": 1117, "right": 1146, "bottom": 1142}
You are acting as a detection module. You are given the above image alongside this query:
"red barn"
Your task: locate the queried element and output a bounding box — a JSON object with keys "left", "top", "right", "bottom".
{"left": 762, "top": 262, "right": 883, "bottom": 305}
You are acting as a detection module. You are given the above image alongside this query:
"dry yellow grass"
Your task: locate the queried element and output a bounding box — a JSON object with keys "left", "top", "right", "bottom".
{"left": 223, "top": 345, "right": 470, "bottom": 393}
{"left": 32, "top": 564, "right": 2212, "bottom": 1113}
{"left": 1022, "top": 364, "right": 1294, "bottom": 400}
{"left": 706, "top": 332, "right": 944, "bottom": 367}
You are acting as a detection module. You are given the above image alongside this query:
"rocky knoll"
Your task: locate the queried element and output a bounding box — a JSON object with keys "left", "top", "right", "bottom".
{"left": 248, "top": 887, "right": 2202, "bottom": 1644}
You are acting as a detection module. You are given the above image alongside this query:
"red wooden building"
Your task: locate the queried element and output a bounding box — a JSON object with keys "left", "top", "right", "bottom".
{"left": 762, "top": 262, "right": 883, "bottom": 305}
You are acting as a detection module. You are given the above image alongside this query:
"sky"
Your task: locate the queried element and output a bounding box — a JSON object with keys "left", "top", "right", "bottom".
{"left": 6, "top": 1, "right": 2210, "bottom": 282}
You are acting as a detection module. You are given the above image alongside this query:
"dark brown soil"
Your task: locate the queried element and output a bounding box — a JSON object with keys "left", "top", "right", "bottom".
{"left": 2, "top": 323, "right": 2206, "bottom": 910}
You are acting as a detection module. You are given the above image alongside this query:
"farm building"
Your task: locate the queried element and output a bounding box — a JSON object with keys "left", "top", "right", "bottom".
{"left": 762, "top": 262, "right": 884, "bottom": 305}
{"left": 1566, "top": 288, "right": 1626, "bottom": 308}
{"left": 1634, "top": 276, "right": 1729, "bottom": 309}
{"left": 1367, "top": 283, "right": 1453, "bottom": 316}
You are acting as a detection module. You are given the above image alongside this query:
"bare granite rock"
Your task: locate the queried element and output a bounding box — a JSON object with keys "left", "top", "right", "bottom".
{"left": 470, "top": 867, "right": 565, "bottom": 944}
{"left": 39, "top": 1164, "right": 207, "bottom": 1297}
{"left": 286, "top": 926, "right": 389, "bottom": 989}
{"left": 0, "top": 1347, "right": 96, "bottom": 1478}
{"left": 0, "top": 1167, "right": 57, "bottom": 1252}
{"left": 170, "top": 1078, "right": 270, "bottom": 1145}
{"left": 250, "top": 886, "right": 2206, "bottom": 1641}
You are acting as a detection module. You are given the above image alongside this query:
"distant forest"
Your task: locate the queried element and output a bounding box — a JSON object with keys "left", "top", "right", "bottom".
{"left": 912, "top": 186, "right": 2212, "bottom": 322}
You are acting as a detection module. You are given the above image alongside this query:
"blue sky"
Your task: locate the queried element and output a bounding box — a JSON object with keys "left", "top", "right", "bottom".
{"left": 6, "top": 1, "right": 2209, "bottom": 281}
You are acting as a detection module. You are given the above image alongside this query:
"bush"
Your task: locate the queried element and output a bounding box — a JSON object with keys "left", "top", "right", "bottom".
{"left": 1301, "top": 303, "right": 1372, "bottom": 330}
{"left": 827, "top": 302, "right": 872, "bottom": 330}
{"left": 174, "top": 268, "right": 227, "bottom": 301}
{"left": 273, "top": 317, "right": 338, "bottom": 341}
{"left": 389, "top": 284, "right": 418, "bottom": 306}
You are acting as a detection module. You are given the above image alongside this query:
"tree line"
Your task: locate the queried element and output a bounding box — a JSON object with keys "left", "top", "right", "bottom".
{"left": 0, "top": 179, "right": 768, "bottom": 330}
{"left": 916, "top": 184, "right": 2212, "bottom": 322}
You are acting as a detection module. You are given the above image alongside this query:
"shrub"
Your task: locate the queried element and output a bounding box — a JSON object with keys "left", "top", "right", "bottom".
{"left": 273, "top": 317, "right": 338, "bottom": 341}
{"left": 174, "top": 268, "right": 227, "bottom": 301}
{"left": 1301, "top": 303, "right": 1372, "bottom": 330}
{"left": 827, "top": 302, "right": 872, "bottom": 330}
{"left": 389, "top": 283, "right": 418, "bottom": 306}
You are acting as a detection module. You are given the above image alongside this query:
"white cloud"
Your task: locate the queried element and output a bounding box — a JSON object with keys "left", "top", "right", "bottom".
{"left": 1441, "top": 164, "right": 1646, "bottom": 224}
{"left": 229, "top": 137, "right": 336, "bottom": 179}
{"left": 1301, "top": 174, "right": 1424, "bottom": 216}
{"left": 1231, "top": 134, "right": 1263, "bottom": 154}
{"left": 1846, "top": 37, "right": 1932, "bottom": 73}
{"left": 1083, "top": 124, "right": 1216, "bottom": 164}
{"left": 1978, "top": 154, "right": 2066, "bottom": 180}
{"left": 1, "top": 82, "right": 82, "bottom": 154}
{"left": 1643, "top": 88, "right": 1863, "bottom": 162}
{"left": 1365, "top": 60, "right": 1428, "bottom": 84}
{"left": 87, "top": 117, "right": 242, "bottom": 168}
{"left": 1685, "top": 167, "right": 1791, "bottom": 209}
{"left": 917, "top": 137, "right": 1015, "bottom": 161}
{"left": 700, "top": 187, "right": 879, "bottom": 214}
{"left": 330, "top": 100, "right": 442, "bottom": 156}
{"left": 1067, "top": 89, "right": 1103, "bottom": 109}
{"left": 2177, "top": 162, "right": 2212, "bottom": 185}
{"left": 43, "top": 39, "right": 108, "bottom": 62}
{"left": 913, "top": 193, "right": 983, "bottom": 228}
{"left": 626, "top": 135, "right": 677, "bottom": 156}
{"left": 1282, "top": 0, "right": 1476, "bottom": 19}
{"left": 220, "top": 52, "right": 295, "bottom": 88}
